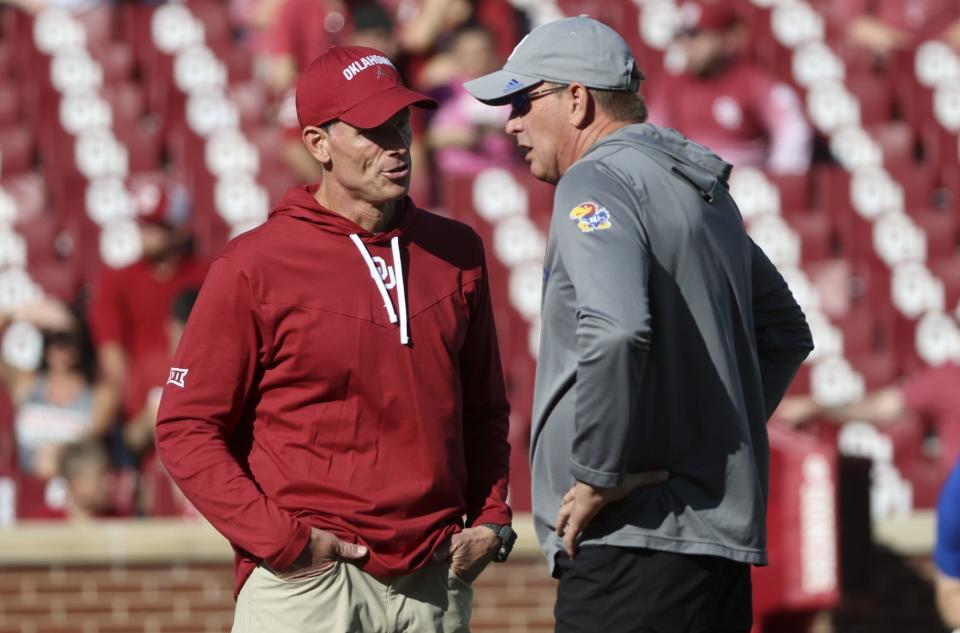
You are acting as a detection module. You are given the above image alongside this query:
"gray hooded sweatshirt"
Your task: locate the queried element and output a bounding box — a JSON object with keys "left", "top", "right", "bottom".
{"left": 531, "top": 123, "right": 814, "bottom": 574}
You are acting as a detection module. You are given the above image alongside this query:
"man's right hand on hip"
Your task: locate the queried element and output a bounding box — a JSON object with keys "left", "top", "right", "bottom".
{"left": 276, "top": 527, "right": 368, "bottom": 580}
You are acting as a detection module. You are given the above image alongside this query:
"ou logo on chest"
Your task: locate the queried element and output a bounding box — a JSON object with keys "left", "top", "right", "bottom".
{"left": 372, "top": 256, "right": 397, "bottom": 290}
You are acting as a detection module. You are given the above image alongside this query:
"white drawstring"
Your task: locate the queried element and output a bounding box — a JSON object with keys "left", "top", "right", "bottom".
{"left": 391, "top": 236, "right": 409, "bottom": 345}
{"left": 349, "top": 233, "right": 409, "bottom": 345}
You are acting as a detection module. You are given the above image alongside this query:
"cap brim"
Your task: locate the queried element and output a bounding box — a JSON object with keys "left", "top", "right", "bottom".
{"left": 339, "top": 86, "right": 437, "bottom": 129}
{"left": 463, "top": 70, "right": 543, "bottom": 105}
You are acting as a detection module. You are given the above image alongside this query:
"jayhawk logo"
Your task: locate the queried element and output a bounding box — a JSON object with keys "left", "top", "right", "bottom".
{"left": 569, "top": 202, "right": 612, "bottom": 233}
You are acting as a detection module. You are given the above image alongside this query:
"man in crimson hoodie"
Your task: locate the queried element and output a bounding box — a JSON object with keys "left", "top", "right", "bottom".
{"left": 155, "top": 46, "right": 514, "bottom": 633}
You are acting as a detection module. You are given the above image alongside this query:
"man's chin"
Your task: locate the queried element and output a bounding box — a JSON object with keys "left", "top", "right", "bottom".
{"left": 529, "top": 164, "right": 559, "bottom": 185}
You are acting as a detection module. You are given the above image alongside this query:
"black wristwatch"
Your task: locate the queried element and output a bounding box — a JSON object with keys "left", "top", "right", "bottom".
{"left": 479, "top": 523, "right": 517, "bottom": 563}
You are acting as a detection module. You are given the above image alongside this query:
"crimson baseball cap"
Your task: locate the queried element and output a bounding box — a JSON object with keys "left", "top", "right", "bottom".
{"left": 678, "top": 1, "right": 740, "bottom": 33}
{"left": 132, "top": 178, "right": 191, "bottom": 229}
{"left": 296, "top": 46, "right": 436, "bottom": 129}
{"left": 464, "top": 16, "right": 643, "bottom": 106}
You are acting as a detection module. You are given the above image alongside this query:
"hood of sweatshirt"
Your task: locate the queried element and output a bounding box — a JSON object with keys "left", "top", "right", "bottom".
{"left": 583, "top": 123, "right": 733, "bottom": 203}
{"left": 268, "top": 184, "right": 415, "bottom": 344}
{"left": 268, "top": 184, "right": 415, "bottom": 245}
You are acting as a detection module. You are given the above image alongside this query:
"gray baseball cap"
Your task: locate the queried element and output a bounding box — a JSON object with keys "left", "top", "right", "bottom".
{"left": 464, "top": 16, "right": 643, "bottom": 105}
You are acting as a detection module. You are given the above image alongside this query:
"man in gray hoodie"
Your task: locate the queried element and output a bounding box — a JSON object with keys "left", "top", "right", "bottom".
{"left": 465, "top": 16, "right": 814, "bottom": 632}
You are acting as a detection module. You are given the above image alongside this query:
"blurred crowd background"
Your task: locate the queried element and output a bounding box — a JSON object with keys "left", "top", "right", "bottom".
{"left": 0, "top": 0, "right": 959, "bottom": 630}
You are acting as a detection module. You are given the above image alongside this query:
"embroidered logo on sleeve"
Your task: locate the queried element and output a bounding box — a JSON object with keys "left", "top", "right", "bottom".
{"left": 167, "top": 367, "right": 189, "bottom": 388}
{"left": 569, "top": 202, "right": 612, "bottom": 233}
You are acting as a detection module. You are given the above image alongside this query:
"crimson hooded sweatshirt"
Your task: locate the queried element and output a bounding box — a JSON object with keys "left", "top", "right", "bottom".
{"left": 155, "top": 185, "right": 512, "bottom": 597}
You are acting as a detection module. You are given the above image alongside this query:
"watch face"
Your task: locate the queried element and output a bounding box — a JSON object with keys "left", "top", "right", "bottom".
{"left": 481, "top": 524, "right": 516, "bottom": 561}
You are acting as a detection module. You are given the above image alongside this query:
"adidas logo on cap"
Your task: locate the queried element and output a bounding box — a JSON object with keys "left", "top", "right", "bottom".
{"left": 502, "top": 78, "right": 523, "bottom": 94}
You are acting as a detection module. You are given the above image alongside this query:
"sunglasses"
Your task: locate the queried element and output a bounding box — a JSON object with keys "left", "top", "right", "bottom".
{"left": 509, "top": 85, "right": 568, "bottom": 115}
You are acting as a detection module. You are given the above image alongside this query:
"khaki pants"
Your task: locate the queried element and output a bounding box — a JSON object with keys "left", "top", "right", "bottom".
{"left": 232, "top": 560, "right": 474, "bottom": 633}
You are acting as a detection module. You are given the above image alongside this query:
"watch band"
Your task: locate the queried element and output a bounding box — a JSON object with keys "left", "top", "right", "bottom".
{"left": 479, "top": 523, "right": 518, "bottom": 563}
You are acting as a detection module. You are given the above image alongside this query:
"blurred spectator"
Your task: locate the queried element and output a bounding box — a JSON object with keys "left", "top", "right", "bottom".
{"left": 816, "top": 0, "right": 960, "bottom": 65}
{"left": 0, "top": 0, "right": 102, "bottom": 15}
{"left": 55, "top": 439, "right": 117, "bottom": 521}
{"left": 124, "top": 287, "right": 200, "bottom": 518}
{"left": 425, "top": 22, "right": 517, "bottom": 178}
{"left": 777, "top": 362, "right": 960, "bottom": 472}
{"left": 87, "top": 178, "right": 208, "bottom": 457}
{"left": 231, "top": 0, "right": 289, "bottom": 56}
{"left": 380, "top": 0, "right": 520, "bottom": 93}
{"left": 646, "top": 0, "right": 813, "bottom": 174}
{"left": 259, "top": 0, "right": 352, "bottom": 96}
{"left": 0, "top": 299, "right": 112, "bottom": 480}
{"left": 122, "top": 287, "right": 198, "bottom": 460}
{"left": 935, "top": 456, "right": 960, "bottom": 629}
{"left": 349, "top": 0, "right": 401, "bottom": 58}
{"left": 392, "top": 0, "right": 472, "bottom": 60}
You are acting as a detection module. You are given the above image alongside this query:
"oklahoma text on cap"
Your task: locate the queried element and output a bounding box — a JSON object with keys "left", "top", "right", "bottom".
{"left": 464, "top": 16, "right": 644, "bottom": 106}
{"left": 296, "top": 46, "right": 437, "bottom": 129}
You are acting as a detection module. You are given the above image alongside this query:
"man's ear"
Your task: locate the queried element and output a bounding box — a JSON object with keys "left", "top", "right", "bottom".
{"left": 567, "top": 83, "right": 592, "bottom": 129}
{"left": 302, "top": 124, "right": 333, "bottom": 164}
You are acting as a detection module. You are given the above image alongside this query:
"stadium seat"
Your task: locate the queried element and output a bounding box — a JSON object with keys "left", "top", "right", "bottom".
{"left": 229, "top": 80, "right": 269, "bottom": 131}
{"left": 911, "top": 207, "right": 958, "bottom": 261}
{"left": 866, "top": 121, "right": 915, "bottom": 168}
{"left": 922, "top": 121, "right": 960, "bottom": 170}
{"left": 257, "top": 163, "right": 297, "bottom": 206}
{"left": 0, "top": 126, "right": 33, "bottom": 176}
{"left": 929, "top": 257, "right": 960, "bottom": 309}
{"left": 3, "top": 172, "right": 46, "bottom": 223}
{"left": 784, "top": 210, "right": 832, "bottom": 261}
{"left": 90, "top": 40, "right": 135, "bottom": 85}
{"left": 183, "top": 0, "right": 234, "bottom": 45}
{"left": 73, "top": 3, "right": 115, "bottom": 47}
{"left": 851, "top": 348, "right": 900, "bottom": 390}
{"left": 890, "top": 161, "right": 937, "bottom": 207}
{"left": 767, "top": 172, "right": 812, "bottom": 216}
{"left": 0, "top": 83, "right": 21, "bottom": 127}
{"left": 118, "top": 2, "right": 159, "bottom": 72}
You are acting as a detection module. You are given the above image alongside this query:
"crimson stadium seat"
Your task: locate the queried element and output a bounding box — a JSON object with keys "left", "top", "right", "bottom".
{"left": 911, "top": 208, "right": 959, "bottom": 260}
{"left": 767, "top": 172, "right": 812, "bottom": 215}
{"left": 0, "top": 126, "right": 33, "bottom": 176}
{"left": 867, "top": 122, "right": 915, "bottom": 168}
{"left": 0, "top": 41, "right": 13, "bottom": 80}
{"left": 785, "top": 210, "right": 833, "bottom": 261}
{"left": 3, "top": 171, "right": 46, "bottom": 223}
{"left": 183, "top": 0, "right": 233, "bottom": 44}
{"left": 847, "top": 72, "right": 895, "bottom": 126}
{"left": 0, "top": 83, "right": 21, "bottom": 126}
{"left": 90, "top": 41, "right": 135, "bottom": 85}
{"left": 929, "top": 257, "right": 960, "bottom": 309}
{"left": 229, "top": 81, "right": 269, "bottom": 131}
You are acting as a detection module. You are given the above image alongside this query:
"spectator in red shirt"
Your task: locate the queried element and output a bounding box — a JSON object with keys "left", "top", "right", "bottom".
{"left": 124, "top": 287, "right": 201, "bottom": 518}
{"left": 646, "top": 0, "right": 813, "bottom": 174}
{"left": 87, "top": 178, "right": 208, "bottom": 445}
{"left": 259, "top": 0, "right": 352, "bottom": 96}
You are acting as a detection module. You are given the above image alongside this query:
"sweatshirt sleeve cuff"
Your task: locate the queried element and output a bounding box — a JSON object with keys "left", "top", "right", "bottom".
{"left": 263, "top": 521, "right": 313, "bottom": 571}
{"left": 570, "top": 459, "right": 622, "bottom": 489}
{"left": 469, "top": 507, "right": 512, "bottom": 527}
